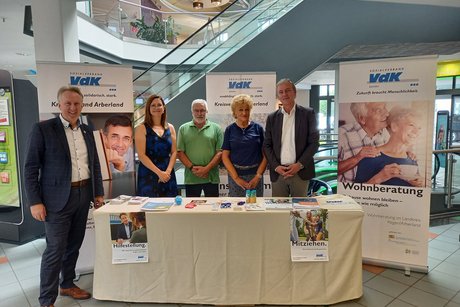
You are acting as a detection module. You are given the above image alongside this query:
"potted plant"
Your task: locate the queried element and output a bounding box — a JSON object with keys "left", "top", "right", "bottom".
{"left": 130, "top": 15, "right": 177, "bottom": 44}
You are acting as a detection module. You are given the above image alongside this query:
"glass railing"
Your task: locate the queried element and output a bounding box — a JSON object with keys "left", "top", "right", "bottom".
{"left": 80, "top": 0, "right": 249, "bottom": 45}
{"left": 132, "top": 0, "right": 303, "bottom": 126}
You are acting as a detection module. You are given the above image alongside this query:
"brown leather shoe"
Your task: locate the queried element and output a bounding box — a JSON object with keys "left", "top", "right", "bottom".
{"left": 60, "top": 286, "right": 91, "bottom": 299}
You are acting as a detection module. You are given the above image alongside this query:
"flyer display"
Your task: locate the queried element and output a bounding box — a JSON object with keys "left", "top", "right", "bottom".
{"left": 290, "top": 208, "right": 329, "bottom": 262}
{"left": 337, "top": 56, "right": 436, "bottom": 270}
{"left": 110, "top": 212, "right": 148, "bottom": 264}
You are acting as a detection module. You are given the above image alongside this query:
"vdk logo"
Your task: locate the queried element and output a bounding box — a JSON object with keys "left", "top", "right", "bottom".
{"left": 228, "top": 81, "right": 251, "bottom": 89}
{"left": 70, "top": 76, "right": 101, "bottom": 86}
{"left": 369, "top": 72, "right": 402, "bottom": 83}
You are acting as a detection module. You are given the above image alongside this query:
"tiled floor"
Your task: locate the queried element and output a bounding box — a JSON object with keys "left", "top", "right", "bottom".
{"left": 0, "top": 219, "right": 459, "bottom": 307}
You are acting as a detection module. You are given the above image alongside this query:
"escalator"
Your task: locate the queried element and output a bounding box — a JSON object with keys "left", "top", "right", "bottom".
{"left": 131, "top": 0, "right": 304, "bottom": 126}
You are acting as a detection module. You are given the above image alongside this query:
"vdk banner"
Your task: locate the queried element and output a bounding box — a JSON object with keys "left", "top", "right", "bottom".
{"left": 36, "top": 62, "right": 134, "bottom": 275}
{"left": 36, "top": 62, "right": 133, "bottom": 114}
{"left": 206, "top": 72, "right": 276, "bottom": 196}
{"left": 337, "top": 56, "right": 437, "bottom": 272}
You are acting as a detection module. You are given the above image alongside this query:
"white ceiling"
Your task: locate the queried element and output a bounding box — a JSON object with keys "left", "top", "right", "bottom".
{"left": 1, "top": 0, "right": 460, "bottom": 83}
{"left": 0, "top": 0, "right": 36, "bottom": 77}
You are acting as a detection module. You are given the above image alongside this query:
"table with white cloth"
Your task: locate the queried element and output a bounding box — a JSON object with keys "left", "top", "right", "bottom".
{"left": 93, "top": 195, "right": 364, "bottom": 305}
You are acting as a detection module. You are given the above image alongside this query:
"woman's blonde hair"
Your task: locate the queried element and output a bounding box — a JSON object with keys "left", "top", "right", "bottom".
{"left": 231, "top": 94, "right": 253, "bottom": 119}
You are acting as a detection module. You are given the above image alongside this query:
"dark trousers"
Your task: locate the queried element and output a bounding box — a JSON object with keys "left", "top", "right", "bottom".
{"left": 185, "top": 183, "right": 219, "bottom": 197}
{"left": 39, "top": 185, "right": 91, "bottom": 306}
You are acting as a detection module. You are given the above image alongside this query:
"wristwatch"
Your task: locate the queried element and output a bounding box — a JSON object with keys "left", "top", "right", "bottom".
{"left": 298, "top": 162, "right": 304, "bottom": 169}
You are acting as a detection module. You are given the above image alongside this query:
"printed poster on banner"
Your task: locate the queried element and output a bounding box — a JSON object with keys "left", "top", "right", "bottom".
{"left": 35, "top": 62, "right": 135, "bottom": 179}
{"left": 36, "top": 62, "right": 133, "bottom": 114}
{"left": 290, "top": 208, "right": 329, "bottom": 262}
{"left": 337, "top": 55, "right": 436, "bottom": 270}
{"left": 205, "top": 72, "right": 276, "bottom": 197}
{"left": 110, "top": 212, "right": 148, "bottom": 264}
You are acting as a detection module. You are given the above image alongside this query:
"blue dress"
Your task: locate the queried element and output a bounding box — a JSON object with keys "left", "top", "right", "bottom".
{"left": 137, "top": 123, "right": 177, "bottom": 197}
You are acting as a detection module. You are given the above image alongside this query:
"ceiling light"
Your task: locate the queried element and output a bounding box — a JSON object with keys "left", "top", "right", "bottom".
{"left": 193, "top": 0, "right": 203, "bottom": 9}
{"left": 211, "top": 0, "right": 221, "bottom": 5}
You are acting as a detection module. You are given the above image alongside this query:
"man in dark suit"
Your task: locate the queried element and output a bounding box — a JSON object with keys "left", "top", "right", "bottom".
{"left": 116, "top": 212, "right": 132, "bottom": 244}
{"left": 24, "top": 86, "right": 104, "bottom": 307}
{"left": 264, "top": 79, "right": 319, "bottom": 197}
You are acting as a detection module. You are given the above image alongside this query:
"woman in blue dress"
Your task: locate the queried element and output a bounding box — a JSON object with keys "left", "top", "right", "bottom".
{"left": 135, "top": 95, "right": 177, "bottom": 197}
{"left": 355, "top": 106, "right": 423, "bottom": 187}
{"left": 222, "top": 94, "right": 267, "bottom": 196}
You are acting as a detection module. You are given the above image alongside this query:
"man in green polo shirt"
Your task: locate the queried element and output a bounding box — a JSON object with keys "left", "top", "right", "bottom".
{"left": 177, "top": 99, "right": 223, "bottom": 197}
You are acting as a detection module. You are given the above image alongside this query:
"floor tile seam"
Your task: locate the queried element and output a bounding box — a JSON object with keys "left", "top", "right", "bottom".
{"left": 0, "top": 293, "right": 33, "bottom": 307}
{"left": 369, "top": 273, "right": 416, "bottom": 288}
{"left": 14, "top": 267, "right": 37, "bottom": 307}
{"left": 429, "top": 238, "right": 460, "bottom": 246}
{"left": 384, "top": 296, "right": 417, "bottom": 307}
{"left": 395, "top": 285, "right": 449, "bottom": 306}
{"left": 446, "top": 297, "right": 460, "bottom": 307}
{"left": 431, "top": 268, "right": 460, "bottom": 280}
{"left": 413, "top": 278, "right": 460, "bottom": 297}
{"left": 362, "top": 273, "right": 381, "bottom": 286}
{"left": 428, "top": 247, "right": 460, "bottom": 255}
{"left": 412, "top": 280, "right": 459, "bottom": 300}
{"left": 0, "top": 254, "right": 15, "bottom": 271}
{"left": 431, "top": 234, "right": 460, "bottom": 242}
{"left": 362, "top": 284, "right": 398, "bottom": 301}
{"left": 444, "top": 257, "right": 460, "bottom": 265}
{"left": 423, "top": 270, "right": 460, "bottom": 279}
{"left": 428, "top": 260, "right": 443, "bottom": 271}
{"left": 423, "top": 279, "right": 459, "bottom": 293}
{"left": 432, "top": 238, "right": 460, "bottom": 246}
{"left": 32, "top": 243, "right": 44, "bottom": 256}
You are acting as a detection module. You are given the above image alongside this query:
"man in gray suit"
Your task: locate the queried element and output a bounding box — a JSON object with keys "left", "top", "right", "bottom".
{"left": 264, "top": 79, "right": 319, "bottom": 197}
{"left": 24, "top": 86, "right": 104, "bottom": 307}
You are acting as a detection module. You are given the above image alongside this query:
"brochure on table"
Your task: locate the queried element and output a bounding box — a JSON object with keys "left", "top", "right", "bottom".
{"left": 290, "top": 208, "right": 329, "bottom": 262}
{"left": 110, "top": 212, "right": 148, "bottom": 264}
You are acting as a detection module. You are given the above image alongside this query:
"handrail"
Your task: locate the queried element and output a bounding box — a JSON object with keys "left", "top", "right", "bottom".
{"left": 121, "top": 0, "right": 248, "bottom": 16}
{"left": 433, "top": 148, "right": 460, "bottom": 154}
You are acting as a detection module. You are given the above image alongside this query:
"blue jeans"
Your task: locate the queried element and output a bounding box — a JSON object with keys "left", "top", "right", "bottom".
{"left": 228, "top": 173, "right": 264, "bottom": 197}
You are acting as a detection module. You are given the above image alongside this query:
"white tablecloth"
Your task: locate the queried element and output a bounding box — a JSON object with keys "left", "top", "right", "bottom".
{"left": 93, "top": 196, "right": 363, "bottom": 305}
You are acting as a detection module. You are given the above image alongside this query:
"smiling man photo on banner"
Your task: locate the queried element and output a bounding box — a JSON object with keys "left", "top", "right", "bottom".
{"left": 102, "top": 115, "right": 134, "bottom": 174}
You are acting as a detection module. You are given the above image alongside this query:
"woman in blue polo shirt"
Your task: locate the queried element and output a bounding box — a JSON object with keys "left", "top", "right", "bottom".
{"left": 222, "top": 94, "right": 267, "bottom": 197}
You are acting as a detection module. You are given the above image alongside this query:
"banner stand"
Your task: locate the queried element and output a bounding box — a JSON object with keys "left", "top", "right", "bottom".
{"left": 337, "top": 55, "right": 437, "bottom": 272}
{"left": 363, "top": 257, "right": 428, "bottom": 274}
